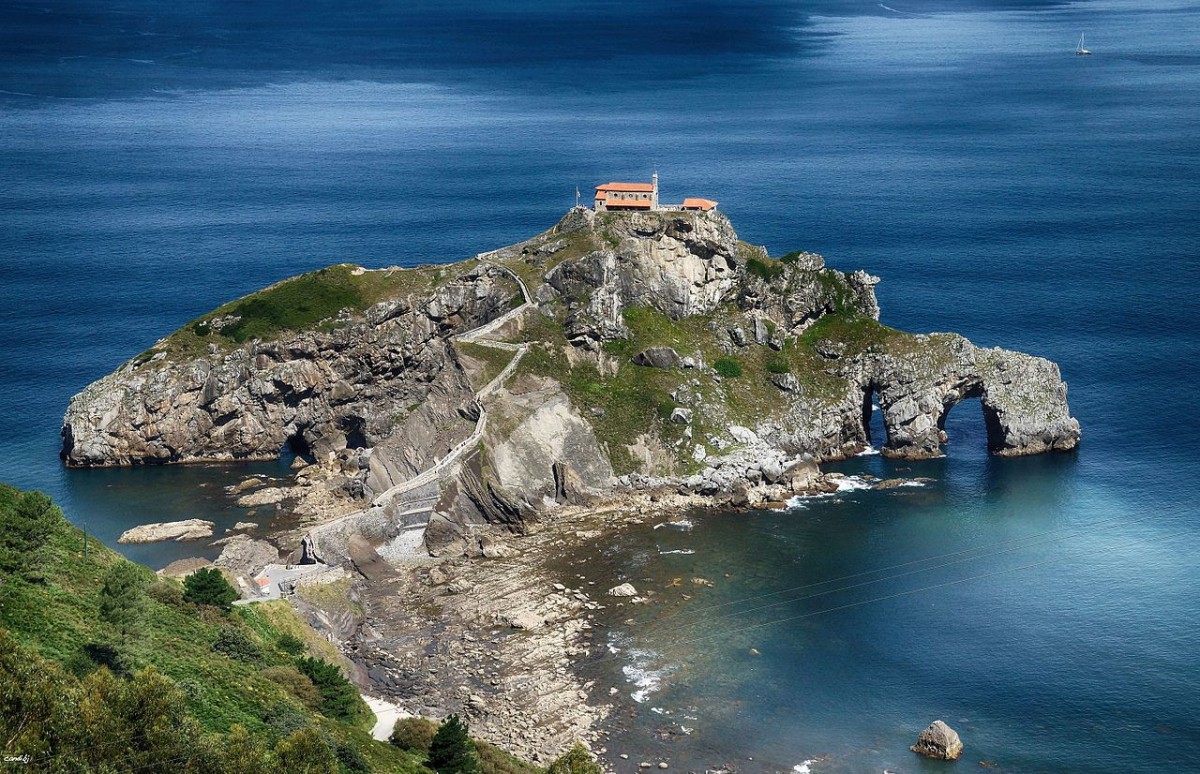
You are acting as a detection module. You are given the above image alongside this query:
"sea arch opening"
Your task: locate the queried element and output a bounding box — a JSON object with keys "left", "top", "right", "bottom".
{"left": 937, "top": 385, "right": 1006, "bottom": 456}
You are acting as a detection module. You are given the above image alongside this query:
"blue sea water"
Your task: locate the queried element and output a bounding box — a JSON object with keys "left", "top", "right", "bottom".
{"left": 1, "top": 0, "right": 1198, "bottom": 770}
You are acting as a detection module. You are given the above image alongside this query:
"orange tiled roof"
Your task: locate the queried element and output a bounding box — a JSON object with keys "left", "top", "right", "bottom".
{"left": 604, "top": 199, "right": 653, "bottom": 209}
{"left": 595, "top": 191, "right": 607, "bottom": 200}
{"left": 682, "top": 197, "right": 718, "bottom": 211}
{"left": 596, "top": 182, "right": 655, "bottom": 193}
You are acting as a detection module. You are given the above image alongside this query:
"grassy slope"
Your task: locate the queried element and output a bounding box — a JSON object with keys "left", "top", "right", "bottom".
{"left": 454, "top": 341, "right": 517, "bottom": 393}
{"left": 143, "top": 260, "right": 530, "bottom": 364}
{"left": 0, "top": 483, "right": 425, "bottom": 773}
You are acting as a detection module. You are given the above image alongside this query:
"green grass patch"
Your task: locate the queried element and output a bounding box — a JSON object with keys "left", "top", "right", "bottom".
{"left": 455, "top": 342, "right": 517, "bottom": 392}
{"left": 744, "top": 256, "right": 784, "bottom": 282}
{"left": 713, "top": 357, "right": 743, "bottom": 378}
{"left": 153, "top": 263, "right": 477, "bottom": 360}
{"left": 0, "top": 484, "right": 436, "bottom": 772}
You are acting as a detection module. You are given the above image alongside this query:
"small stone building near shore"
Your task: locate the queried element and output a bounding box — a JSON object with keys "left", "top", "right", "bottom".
{"left": 594, "top": 173, "right": 717, "bottom": 212}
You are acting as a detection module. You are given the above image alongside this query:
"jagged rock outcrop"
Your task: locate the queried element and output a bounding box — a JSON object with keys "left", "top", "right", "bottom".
{"left": 757, "top": 332, "right": 1081, "bottom": 461}
{"left": 544, "top": 210, "right": 745, "bottom": 349}
{"left": 61, "top": 266, "right": 518, "bottom": 469}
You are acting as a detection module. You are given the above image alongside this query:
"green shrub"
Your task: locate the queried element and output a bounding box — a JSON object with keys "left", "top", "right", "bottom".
{"left": 714, "top": 357, "right": 743, "bottom": 378}
{"left": 263, "top": 701, "right": 309, "bottom": 737}
{"left": 295, "top": 657, "right": 362, "bottom": 722}
{"left": 428, "top": 714, "right": 480, "bottom": 774}
{"left": 65, "top": 641, "right": 129, "bottom": 678}
{"left": 390, "top": 716, "right": 437, "bottom": 752}
{"left": 548, "top": 743, "right": 602, "bottom": 774}
{"left": 745, "top": 257, "right": 784, "bottom": 282}
{"left": 183, "top": 567, "right": 239, "bottom": 610}
{"left": 147, "top": 579, "right": 185, "bottom": 608}
{"left": 262, "top": 666, "right": 322, "bottom": 710}
{"left": 334, "top": 737, "right": 372, "bottom": 773}
{"left": 275, "top": 726, "right": 338, "bottom": 774}
{"left": 766, "top": 356, "right": 791, "bottom": 375}
{"left": 276, "top": 632, "right": 306, "bottom": 656}
{"left": 212, "top": 626, "right": 264, "bottom": 663}
{"left": 478, "top": 739, "right": 541, "bottom": 774}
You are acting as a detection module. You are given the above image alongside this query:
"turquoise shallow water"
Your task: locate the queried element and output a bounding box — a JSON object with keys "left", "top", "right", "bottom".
{"left": 1, "top": 0, "right": 1198, "bottom": 769}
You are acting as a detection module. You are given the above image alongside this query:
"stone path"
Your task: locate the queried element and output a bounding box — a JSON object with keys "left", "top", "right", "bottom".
{"left": 370, "top": 263, "right": 533, "bottom": 511}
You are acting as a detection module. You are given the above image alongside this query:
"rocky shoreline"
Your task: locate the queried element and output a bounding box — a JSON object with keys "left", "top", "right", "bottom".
{"left": 274, "top": 469, "right": 907, "bottom": 767}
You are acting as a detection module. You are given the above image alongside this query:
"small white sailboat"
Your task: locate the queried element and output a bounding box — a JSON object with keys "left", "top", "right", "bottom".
{"left": 1076, "top": 33, "right": 1092, "bottom": 56}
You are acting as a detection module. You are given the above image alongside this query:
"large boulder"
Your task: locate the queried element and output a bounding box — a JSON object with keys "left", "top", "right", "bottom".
{"left": 910, "top": 720, "right": 963, "bottom": 760}
{"left": 631, "top": 347, "right": 681, "bottom": 369}
{"left": 118, "top": 519, "right": 214, "bottom": 544}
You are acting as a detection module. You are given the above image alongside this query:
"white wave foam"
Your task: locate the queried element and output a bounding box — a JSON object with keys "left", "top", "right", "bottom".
{"left": 653, "top": 519, "right": 695, "bottom": 530}
{"left": 856, "top": 445, "right": 881, "bottom": 456}
{"left": 658, "top": 548, "right": 695, "bottom": 555}
{"left": 792, "top": 761, "right": 816, "bottom": 774}
{"left": 622, "top": 648, "right": 672, "bottom": 704}
{"left": 834, "top": 475, "right": 872, "bottom": 492}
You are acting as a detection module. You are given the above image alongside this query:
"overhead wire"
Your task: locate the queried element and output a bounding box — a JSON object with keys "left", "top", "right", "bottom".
{"left": 581, "top": 527, "right": 1194, "bottom": 670}
{"left": 640, "top": 511, "right": 1158, "bottom": 636}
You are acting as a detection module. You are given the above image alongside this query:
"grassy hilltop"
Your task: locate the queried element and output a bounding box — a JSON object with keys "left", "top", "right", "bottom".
{"left": 0, "top": 484, "right": 539, "bottom": 774}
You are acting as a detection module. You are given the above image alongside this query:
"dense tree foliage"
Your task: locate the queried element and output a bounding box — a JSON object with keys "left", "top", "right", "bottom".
{"left": 390, "top": 717, "right": 438, "bottom": 752}
{"left": 296, "top": 656, "right": 364, "bottom": 722}
{"left": 183, "top": 567, "right": 239, "bottom": 610}
{"left": 0, "top": 488, "right": 57, "bottom": 575}
{"left": 275, "top": 726, "right": 339, "bottom": 774}
{"left": 428, "top": 714, "right": 481, "bottom": 774}
{"left": 547, "top": 743, "right": 603, "bottom": 774}
{"left": 98, "top": 561, "right": 147, "bottom": 639}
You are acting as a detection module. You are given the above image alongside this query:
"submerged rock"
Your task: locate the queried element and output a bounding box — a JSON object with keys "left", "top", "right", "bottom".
{"left": 910, "top": 720, "right": 963, "bottom": 760}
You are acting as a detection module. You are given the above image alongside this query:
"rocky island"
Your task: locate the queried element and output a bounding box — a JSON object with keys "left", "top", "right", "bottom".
{"left": 61, "top": 207, "right": 1080, "bottom": 760}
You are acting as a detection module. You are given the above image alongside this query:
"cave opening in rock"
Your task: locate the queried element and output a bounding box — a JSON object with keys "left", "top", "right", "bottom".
{"left": 340, "top": 416, "right": 369, "bottom": 451}
{"left": 281, "top": 432, "right": 313, "bottom": 465}
{"left": 861, "top": 387, "right": 887, "bottom": 448}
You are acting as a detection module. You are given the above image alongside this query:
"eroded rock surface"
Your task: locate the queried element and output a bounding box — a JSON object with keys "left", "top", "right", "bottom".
{"left": 911, "top": 720, "right": 964, "bottom": 760}
{"left": 62, "top": 266, "right": 518, "bottom": 470}
{"left": 118, "top": 519, "right": 214, "bottom": 544}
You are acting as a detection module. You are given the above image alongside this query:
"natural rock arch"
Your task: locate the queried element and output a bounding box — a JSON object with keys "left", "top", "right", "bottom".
{"left": 863, "top": 339, "right": 1080, "bottom": 460}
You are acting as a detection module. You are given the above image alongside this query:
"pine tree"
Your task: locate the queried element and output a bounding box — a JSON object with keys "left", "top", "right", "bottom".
{"left": 427, "top": 714, "right": 480, "bottom": 774}
{"left": 98, "top": 562, "right": 146, "bottom": 639}
{"left": 182, "top": 567, "right": 239, "bottom": 610}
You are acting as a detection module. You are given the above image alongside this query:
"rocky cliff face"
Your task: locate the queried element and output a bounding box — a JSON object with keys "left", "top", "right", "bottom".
{"left": 62, "top": 208, "right": 1079, "bottom": 559}
{"left": 62, "top": 265, "right": 519, "bottom": 471}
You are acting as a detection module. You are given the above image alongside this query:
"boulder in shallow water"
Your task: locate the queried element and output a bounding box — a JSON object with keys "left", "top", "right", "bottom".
{"left": 119, "top": 519, "right": 214, "bottom": 544}
{"left": 910, "top": 720, "right": 963, "bottom": 760}
{"left": 608, "top": 583, "right": 637, "bottom": 597}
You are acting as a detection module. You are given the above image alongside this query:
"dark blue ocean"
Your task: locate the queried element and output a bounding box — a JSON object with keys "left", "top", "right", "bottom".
{"left": 1, "top": 0, "right": 1198, "bottom": 770}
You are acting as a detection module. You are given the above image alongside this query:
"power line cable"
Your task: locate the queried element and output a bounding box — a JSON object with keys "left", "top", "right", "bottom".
{"left": 641, "top": 511, "right": 1158, "bottom": 636}
{"left": 582, "top": 527, "right": 1194, "bottom": 670}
